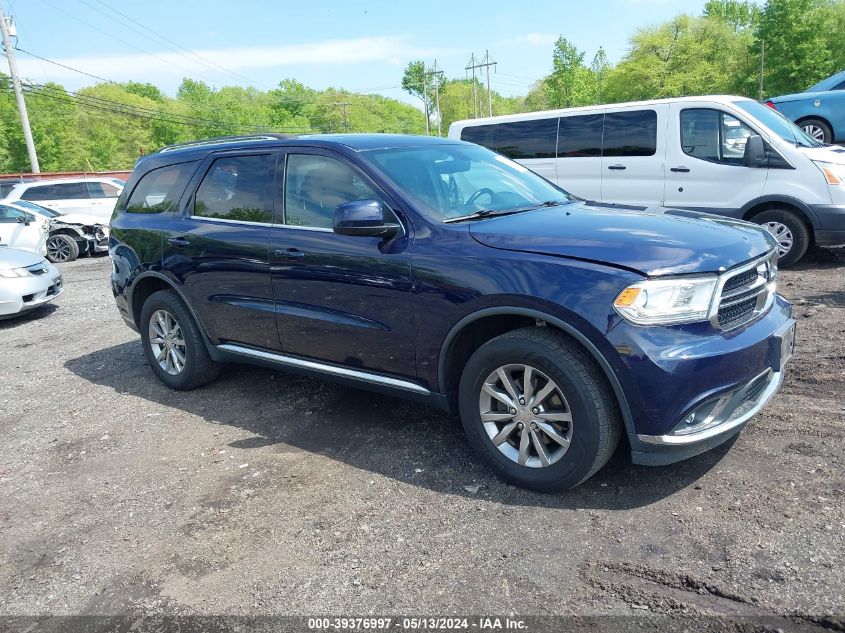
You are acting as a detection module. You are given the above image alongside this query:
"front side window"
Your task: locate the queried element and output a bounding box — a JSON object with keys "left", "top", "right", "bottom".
{"left": 284, "top": 154, "right": 384, "bottom": 229}
{"left": 194, "top": 155, "right": 273, "bottom": 223}
{"left": 126, "top": 161, "right": 196, "bottom": 214}
{"left": 681, "top": 109, "right": 754, "bottom": 164}
{"left": 0, "top": 204, "right": 26, "bottom": 223}
{"left": 603, "top": 110, "right": 657, "bottom": 157}
{"left": 366, "top": 143, "right": 571, "bottom": 223}
{"left": 460, "top": 118, "right": 557, "bottom": 160}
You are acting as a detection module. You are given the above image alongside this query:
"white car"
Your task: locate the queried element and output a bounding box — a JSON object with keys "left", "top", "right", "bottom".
{"left": 2, "top": 177, "right": 122, "bottom": 221}
{"left": 0, "top": 246, "right": 63, "bottom": 319}
{"left": 0, "top": 203, "right": 48, "bottom": 256}
{"left": 8, "top": 200, "right": 108, "bottom": 263}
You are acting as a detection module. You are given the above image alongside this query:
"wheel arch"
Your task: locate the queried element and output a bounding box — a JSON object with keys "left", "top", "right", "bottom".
{"left": 437, "top": 306, "right": 637, "bottom": 444}
{"left": 794, "top": 114, "right": 833, "bottom": 138}
{"left": 741, "top": 196, "right": 819, "bottom": 235}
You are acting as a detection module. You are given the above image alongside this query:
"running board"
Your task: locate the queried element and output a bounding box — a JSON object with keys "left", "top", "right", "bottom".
{"left": 216, "top": 343, "right": 431, "bottom": 395}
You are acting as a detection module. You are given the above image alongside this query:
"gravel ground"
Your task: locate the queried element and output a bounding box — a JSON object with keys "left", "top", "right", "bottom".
{"left": 0, "top": 251, "right": 843, "bottom": 627}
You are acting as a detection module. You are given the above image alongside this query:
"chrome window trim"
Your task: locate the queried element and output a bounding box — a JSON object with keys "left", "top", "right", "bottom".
{"left": 217, "top": 343, "right": 430, "bottom": 395}
{"left": 188, "top": 215, "right": 275, "bottom": 228}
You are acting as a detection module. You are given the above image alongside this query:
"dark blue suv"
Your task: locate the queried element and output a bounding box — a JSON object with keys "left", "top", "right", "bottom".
{"left": 109, "top": 134, "right": 796, "bottom": 491}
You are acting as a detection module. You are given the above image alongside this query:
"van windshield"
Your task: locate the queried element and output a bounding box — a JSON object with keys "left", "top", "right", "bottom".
{"left": 734, "top": 100, "right": 822, "bottom": 148}
{"left": 365, "top": 143, "right": 572, "bottom": 222}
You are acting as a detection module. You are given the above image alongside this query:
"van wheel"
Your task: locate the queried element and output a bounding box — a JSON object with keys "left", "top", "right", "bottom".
{"left": 46, "top": 234, "right": 79, "bottom": 263}
{"left": 140, "top": 290, "right": 220, "bottom": 390}
{"left": 799, "top": 118, "right": 832, "bottom": 144}
{"left": 752, "top": 208, "right": 809, "bottom": 267}
{"left": 458, "top": 327, "right": 621, "bottom": 492}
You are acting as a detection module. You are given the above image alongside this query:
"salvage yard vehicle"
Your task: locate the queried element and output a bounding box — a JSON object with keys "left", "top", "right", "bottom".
{"left": 0, "top": 246, "right": 62, "bottom": 319}
{"left": 9, "top": 200, "right": 109, "bottom": 263}
{"left": 766, "top": 70, "right": 845, "bottom": 144}
{"left": 449, "top": 95, "right": 845, "bottom": 266}
{"left": 110, "top": 134, "right": 796, "bottom": 492}
{"left": 1, "top": 177, "right": 123, "bottom": 221}
{"left": 0, "top": 203, "right": 48, "bottom": 256}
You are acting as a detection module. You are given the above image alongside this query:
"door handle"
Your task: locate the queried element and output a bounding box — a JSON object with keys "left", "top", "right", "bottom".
{"left": 274, "top": 248, "right": 305, "bottom": 259}
{"left": 607, "top": 164, "right": 626, "bottom": 170}
{"left": 168, "top": 236, "right": 190, "bottom": 248}
{"left": 670, "top": 166, "right": 690, "bottom": 173}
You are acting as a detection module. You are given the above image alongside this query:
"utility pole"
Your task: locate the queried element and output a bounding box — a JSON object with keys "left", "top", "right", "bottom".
{"left": 333, "top": 101, "right": 351, "bottom": 132}
{"left": 424, "top": 60, "right": 444, "bottom": 136}
{"left": 421, "top": 62, "right": 430, "bottom": 135}
{"left": 466, "top": 51, "right": 497, "bottom": 118}
{"left": 0, "top": 6, "right": 39, "bottom": 173}
{"left": 465, "top": 53, "right": 478, "bottom": 118}
{"left": 759, "top": 39, "right": 765, "bottom": 101}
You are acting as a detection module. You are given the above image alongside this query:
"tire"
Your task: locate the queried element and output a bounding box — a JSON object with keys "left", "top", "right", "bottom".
{"left": 139, "top": 289, "right": 220, "bottom": 390}
{"left": 799, "top": 118, "right": 832, "bottom": 144}
{"left": 46, "top": 234, "right": 79, "bottom": 263}
{"left": 458, "top": 327, "right": 621, "bottom": 492}
{"left": 751, "top": 208, "right": 810, "bottom": 267}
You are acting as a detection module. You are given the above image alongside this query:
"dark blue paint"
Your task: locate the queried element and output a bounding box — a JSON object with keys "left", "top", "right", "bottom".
{"left": 110, "top": 134, "right": 794, "bottom": 463}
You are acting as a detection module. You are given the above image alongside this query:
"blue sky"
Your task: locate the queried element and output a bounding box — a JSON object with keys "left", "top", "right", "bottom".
{"left": 9, "top": 0, "right": 712, "bottom": 105}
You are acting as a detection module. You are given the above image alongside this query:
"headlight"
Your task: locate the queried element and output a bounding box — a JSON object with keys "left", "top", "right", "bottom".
{"left": 614, "top": 276, "right": 718, "bottom": 325}
{"left": 0, "top": 267, "right": 31, "bottom": 278}
{"left": 814, "top": 161, "right": 845, "bottom": 186}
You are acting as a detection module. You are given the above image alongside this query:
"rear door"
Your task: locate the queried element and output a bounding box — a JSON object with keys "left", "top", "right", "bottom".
{"left": 555, "top": 113, "right": 603, "bottom": 200}
{"left": 663, "top": 104, "right": 768, "bottom": 214}
{"left": 163, "top": 150, "right": 280, "bottom": 351}
{"left": 600, "top": 106, "right": 667, "bottom": 206}
{"left": 85, "top": 181, "right": 122, "bottom": 219}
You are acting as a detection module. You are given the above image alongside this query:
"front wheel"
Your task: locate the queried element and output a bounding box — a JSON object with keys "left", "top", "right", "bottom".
{"left": 752, "top": 208, "right": 810, "bottom": 267}
{"left": 140, "top": 290, "right": 220, "bottom": 390}
{"left": 46, "top": 234, "right": 79, "bottom": 263}
{"left": 458, "top": 327, "right": 621, "bottom": 492}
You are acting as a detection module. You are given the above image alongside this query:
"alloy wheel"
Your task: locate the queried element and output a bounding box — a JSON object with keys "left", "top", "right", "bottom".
{"left": 46, "top": 236, "right": 72, "bottom": 262}
{"left": 762, "top": 221, "right": 794, "bottom": 258}
{"left": 801, "top": 124, "right": 826, "bottom": 142}
{"left": 148, "top": 309, "right": 186, "bottom": 376}
{"left": 478, "top": 364, "right": 573, "bottom": 468}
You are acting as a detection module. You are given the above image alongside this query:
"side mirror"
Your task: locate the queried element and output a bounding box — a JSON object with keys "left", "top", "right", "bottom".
{"left": 743, "top": 134, "right": 767, "bottom": 167}
{"left": 333, "top": 200, "right": 400, "bottom": 239}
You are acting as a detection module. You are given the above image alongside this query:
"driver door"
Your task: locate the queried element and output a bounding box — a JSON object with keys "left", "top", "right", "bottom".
{"left": 0, "top": 205, "right": 41, "bottom": 253}
{"left": 269, "top": 149, "right": 416, "bottom": 379}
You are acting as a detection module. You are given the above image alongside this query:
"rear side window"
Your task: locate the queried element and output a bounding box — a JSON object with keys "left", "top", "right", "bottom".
{"left": 48, "top": 183, "right": 89, "bottom": 199}
{"left": 194, "top": 155, "right": 274, "bottom": 223}
{"left": 557, "top": 114, "right": 603, "bottom": 157}
{"left": 87, "top": 182, "right": 121, "bottom": 198}
{"left": 461, "top": 118, "right": 557, "bottom": 159}
{"left": 126, "top": 162, "right": 196, "bottom": 214}
{"left": 20, "top": 185, "right": 55, "bottom": 201}
{"left": 603, "top": 110, "right": 657, "bottom": 157}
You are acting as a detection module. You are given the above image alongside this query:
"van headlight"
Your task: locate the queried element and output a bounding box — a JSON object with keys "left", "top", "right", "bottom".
{"left": 814, "top": 161, "right": 845, "bottom": 186}
{"left": 613, "top": 276, "right": 718, "bottom": 325}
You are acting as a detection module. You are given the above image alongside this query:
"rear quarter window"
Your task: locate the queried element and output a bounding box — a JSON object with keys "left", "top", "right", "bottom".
{"left": 461, "top": 118, "right": 557, "bottom": 159}
{"left": 125, "top": 162, "right": 197, "bottom": 214}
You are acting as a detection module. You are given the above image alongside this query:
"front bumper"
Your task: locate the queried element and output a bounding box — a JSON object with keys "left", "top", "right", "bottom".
{"left": 811, "top": 204, "right": 845, "bottom": 246}
{"left": 0, "top": 274, "right": 63, "bottom": 317}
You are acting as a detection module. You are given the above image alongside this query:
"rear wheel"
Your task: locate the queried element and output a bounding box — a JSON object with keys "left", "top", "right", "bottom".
{"left": 46, "top": 234, "right": 79, "bottom": 263}
{"left": 752, "top": 208, "right": 810, "bottom": 267}
{"left": 458, "top": 327, "right": 621, "bottom": 492}
{"left": 799, "top": 118, "right": 832, "bottom": 144}
{"left": 140, "top": 290, "right": 220, "bottom": 390}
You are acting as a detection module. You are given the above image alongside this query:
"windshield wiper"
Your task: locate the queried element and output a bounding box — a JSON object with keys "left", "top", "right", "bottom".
{"left": 443, "top": 200, "right": 570, "bottom": 224}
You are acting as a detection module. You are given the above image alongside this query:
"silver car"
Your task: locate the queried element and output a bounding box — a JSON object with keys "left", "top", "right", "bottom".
{"left": 0, "top": 247, "right": 63, "bottom": 319}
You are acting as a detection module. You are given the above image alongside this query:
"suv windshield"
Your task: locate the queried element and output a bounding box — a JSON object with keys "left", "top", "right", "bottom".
{"left": 734, "top": 100, "right": 822, "bottom": 148}
{"left": 365, "top": 143, "right": 572, "bottom": 222}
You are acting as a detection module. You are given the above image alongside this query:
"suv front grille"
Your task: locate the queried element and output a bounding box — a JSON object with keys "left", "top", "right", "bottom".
{"left": 714, "top": 252, "right": 777, "bottom": 331}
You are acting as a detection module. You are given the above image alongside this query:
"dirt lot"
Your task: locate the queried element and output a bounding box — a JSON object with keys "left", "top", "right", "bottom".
{"left": 0, "top": 251, "right": 843, "bottom": 627}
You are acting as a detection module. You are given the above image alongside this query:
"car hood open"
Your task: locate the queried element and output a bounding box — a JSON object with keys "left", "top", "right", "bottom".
{"left": 468, "top": 203, "right": 774, "bottom": 276}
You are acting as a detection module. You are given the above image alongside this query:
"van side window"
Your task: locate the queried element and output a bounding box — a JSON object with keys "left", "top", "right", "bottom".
{"left": 126, "top": 162, "right": 197, "bottom": 214}
{"left": 680, "top": 109, "right": 753, "bottom": 165}
{"left": 557, "top": 114, "right": 603, "bottom": 157}
{"left": 603, "top": 110, "right": 657, "bottom": 157}
{"left": 461, "top": 119, "right": 557, "bottom": 159}
{"left": 194, "top": 155, "right": 274, "bottom": 223}
{"left": 19, "top": 185, "right": 53, "bottom": 202}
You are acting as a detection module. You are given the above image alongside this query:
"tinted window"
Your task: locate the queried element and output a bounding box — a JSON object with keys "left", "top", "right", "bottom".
{"left": 461, "top": 118, "right": 557, "bottom": 159}
{"left": 87, "top": 182, "right": 121, "bottom": 198}
{"left": 194, "top": 155, "right": 273, "bottom": 223}
{"left": 557, "top": 114, "right": 603, "bottom": 157}
{"left": 681, "top": 109, "right": 754, "bottom": 165}
{"left": 20, "top": 185, "right": 55, "bottom": 201}
{"left": 603, "top": 110, "right": 657, "bottom": 157}
{"left": 49, "top": 183, "right": 89, "bottom": 199}
{"left": 284, "top": 154, "right": 384, "bottom": 229}
{"left": 126, "top": 162, "right": 196, "bottom": 214}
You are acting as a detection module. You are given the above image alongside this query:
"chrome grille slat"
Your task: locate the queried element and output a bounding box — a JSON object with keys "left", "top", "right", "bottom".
{"left": 713, "top": 251, "right": 777, "bottom": 331}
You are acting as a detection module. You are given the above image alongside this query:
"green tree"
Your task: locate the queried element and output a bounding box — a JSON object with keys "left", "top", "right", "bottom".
{"left": 547, "top": 37, "right": 589, "bottom": 108}
{"left": 703, "top": 0, "right": 761, "bottom": 31}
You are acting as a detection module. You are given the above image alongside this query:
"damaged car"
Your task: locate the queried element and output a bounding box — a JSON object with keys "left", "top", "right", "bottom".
{"left": 8, "top": 200, "right": 109, "bottom": 264}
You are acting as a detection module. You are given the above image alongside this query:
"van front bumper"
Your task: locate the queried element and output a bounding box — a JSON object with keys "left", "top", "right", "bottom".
{"left": 811, "top": 204, "right": 845, "bottom": 246}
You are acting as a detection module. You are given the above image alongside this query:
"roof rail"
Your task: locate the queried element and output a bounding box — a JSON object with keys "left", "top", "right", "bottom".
{"left": 156, "top": 133, "right": 296, "bottom": 153}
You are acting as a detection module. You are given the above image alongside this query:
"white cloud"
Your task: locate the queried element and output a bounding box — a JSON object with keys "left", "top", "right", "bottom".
{"left": 17, "top": 36, "right": 452, "bottom": 86}
{"left": 513, "top": 33, "right": 558, "bottom": 47}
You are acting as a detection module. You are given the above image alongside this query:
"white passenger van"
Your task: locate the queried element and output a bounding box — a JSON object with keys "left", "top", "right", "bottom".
{"left": 448, "top": 96, "right": 845, "bottom": 265}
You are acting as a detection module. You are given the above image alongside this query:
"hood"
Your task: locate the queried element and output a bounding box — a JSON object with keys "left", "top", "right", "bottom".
{"left": 468, "top": 203, "right": 774, "bottom": 276}
{"left": 0, "top": 246, "right": 46, "bottom": 270}
{"left": 798, "top": 144, "right": 845, "bottom": 166}
{"left": 55, "top": 212, "right": 106, "bottom": 226}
